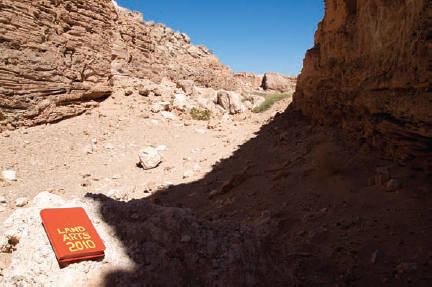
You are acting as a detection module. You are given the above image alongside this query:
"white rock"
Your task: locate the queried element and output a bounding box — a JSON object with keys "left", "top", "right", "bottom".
{"left": 183, "top": 171, "right": 194, "bottom": 179}
{"left": 138, "top": 147, "right": 162, "bottom": 169}
{"left": 107, "top": 189, "right": 123, "bottom": 200}
{"left": 173, "top": 94, "right": 188, "bottom": 111}
{"left": 160, "top": 111, "right": 178, "bottom": 120}
{"left": 2, "top": 170, "right": 16, "bottom": 181}
{"left": 0, "top": 196, "right": 7, "bottom": 203}
{"left": 156, "top": 145, "right": 167, "bottom": 151}
{"left": 15, "top": 197, "right": 29, "bottom": 207}
{"left": 151, "top": 102, "right": 170, "bottom": 113}
{"left": 104, "top": 143, "right": 115, "bottom": 149}
{"left": 193, "top": 164, "right": 201, "bottom": 171}
{"left": 32, "top": 191, "right": 65, "bottom": 208}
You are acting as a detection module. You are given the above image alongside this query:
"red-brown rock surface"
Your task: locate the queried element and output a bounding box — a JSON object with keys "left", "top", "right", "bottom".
{"left": 0, "top": 0, "right": 245, "bottom": 131}
{"left": 294, "top": 0, "right": 430, "bottom": 171}
{"left": 0, "top": 0, "right": 116, "bottom": 129}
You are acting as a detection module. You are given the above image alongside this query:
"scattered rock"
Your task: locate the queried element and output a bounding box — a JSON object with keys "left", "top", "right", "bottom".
{"left": 104, "top": 143, "right": 115, "bottom": 149}
{"left": 207, "top": 118, "right": 219, "bottom": 129}
{"left": 160, "top": 111, "right": 178, "bottom": 120}
{"left": 15, "top": 197, "right": 29, "bottom": 207}
{"left": 138, "top": 147, "right": 163, "bottom": 169}
{"left": 1, "top": 171, "right": 16, "bottom": 181}
{"left": 183, "top": 171, "right": 194, "bottom": 179}
{"left": 386, "top": 179, "right": 401, "bottom": 192}
{"left": 0, "top": 196, "right": 7, "bottom": 203}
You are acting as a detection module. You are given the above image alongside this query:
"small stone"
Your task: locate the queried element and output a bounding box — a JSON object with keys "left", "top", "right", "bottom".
{"left": 157, "top": 182, "right": 174, "bottom": 190}
{"left": 2, "top": 170, "right": 17, "bottom": 181}
{"left": 83, "top": 145, "right": 94, "bottom": 154}
{"left": 193, "top": 164, "right": 201, "bottom": 171}
{"left": 104, "top": 143, "right": 115, "bottom": 149}
{"left": 195, "top": 128, "right": 206, "bottom": 134}
{"left": 320, "top": 207, "right": 328, "bottom": 212}
{"left": 180, "top": 234, "right": 192, "bottom": 243}
{"left": 160, "top": 111, "right": 178, "bottom": 120}
{"left": 15, "top": 197, "right": 29, "bottom": 207}
{"left": 107, "top": 189, "right": 122, "bottom": 200}
{"left": 125, "top": 89, "right": 133, "bottom": 96}
{"left": 386, "top": 179, "right": 401, "bottom": 192}
{"left": 183, "top": 171, "right": 194, "bottom": 179}
{"left": 207, "top": 119, "right": 219, "bottom": 129}
{"left": 138, "top": 147, "right": 162, "bottom": 169}
{"left": 156, "top": 145, "right": 167, "bottom": 151}
{"left": 0, "top": 196, "right": 7, "bottom": 203}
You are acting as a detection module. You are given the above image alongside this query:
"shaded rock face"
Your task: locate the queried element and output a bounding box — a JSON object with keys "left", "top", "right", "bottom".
{"left": 0, "top": 0, "right": 243, "bottom": 131}
{"left": 0, "top": 0, "right": 117, "bottom": 129}
{"left": 294, "top": 0, "right": 430, "bottom": 171}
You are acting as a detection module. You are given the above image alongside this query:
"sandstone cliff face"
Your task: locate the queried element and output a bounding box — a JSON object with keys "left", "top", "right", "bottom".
{"left": 0, "top": 0, "right": 243, "bottom": 130}
{"left": 111, "top": 6, "right": 241, "bottom": 91}
{"left": 0, "top": 0, "right": 116, "bottom": 129}
{"left": 294, "top": 0, "right": 430, "bottom": 171}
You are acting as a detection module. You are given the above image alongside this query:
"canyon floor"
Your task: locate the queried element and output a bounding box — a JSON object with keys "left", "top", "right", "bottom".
{"left": 0, "top": 91, "right": 430, "bottom": 286}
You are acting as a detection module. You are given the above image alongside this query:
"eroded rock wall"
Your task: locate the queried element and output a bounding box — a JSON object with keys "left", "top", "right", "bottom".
{"left": 293, "top": 0, "right": 430, "bottom": 170}
{"left": 111, "top": 7, "right": 242, "bottom": 92}
{"left": 0, "top": 0, "right": 116, "bottom": 129}
{"left": 0, "top": 0, "right": 243, "bottom": 131}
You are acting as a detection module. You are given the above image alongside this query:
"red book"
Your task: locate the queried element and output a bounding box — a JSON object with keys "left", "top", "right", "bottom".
{"left": 40, "top": 207, "right": 105, "bottom": 263}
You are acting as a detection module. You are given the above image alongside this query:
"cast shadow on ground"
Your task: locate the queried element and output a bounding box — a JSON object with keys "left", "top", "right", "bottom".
{"left": 85, "top": 105, "right": 431, "bottom": 286}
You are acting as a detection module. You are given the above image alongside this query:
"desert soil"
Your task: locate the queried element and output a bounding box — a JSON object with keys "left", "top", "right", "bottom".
{"left": 0, "top": 91, "right": 430, "bottom": 285}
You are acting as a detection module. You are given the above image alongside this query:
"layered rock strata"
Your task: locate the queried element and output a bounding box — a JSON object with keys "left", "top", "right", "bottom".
{"left": 294, "top": 0, "right": 430, "bottom": 171}
{"left": 0, "top": 0, "right": 116, "bottom": 129}
{"left": 0, "top": 0, "right": 246, "bottom": 130}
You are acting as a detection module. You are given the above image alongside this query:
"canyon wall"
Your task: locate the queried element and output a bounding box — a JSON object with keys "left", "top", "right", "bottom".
{"left": 0, "top": 0, "right": 116, "bottom": 129}
{"left": 293, "top": 0, "right": 430, "bottom": 171}
{"left": 0, "top": 0, "right": 242, "bottom": 130}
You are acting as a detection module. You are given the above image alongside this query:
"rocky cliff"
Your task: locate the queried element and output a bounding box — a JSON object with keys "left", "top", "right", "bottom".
{"left": 0, "top": 0, "right": 117, "bottom": 129}
{"left": 0, "top": 0, "right": 243, "bottom": 130}
{"left": 294, "top": 0, "right": 430, "bottom": 171}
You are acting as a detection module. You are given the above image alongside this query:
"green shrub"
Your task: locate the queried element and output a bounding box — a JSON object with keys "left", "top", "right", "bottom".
{"left": 252, "top": 93, "right": 292, "bottom": 113}
{"left": 190, "top": 107, "right": 211, "bottom": 120}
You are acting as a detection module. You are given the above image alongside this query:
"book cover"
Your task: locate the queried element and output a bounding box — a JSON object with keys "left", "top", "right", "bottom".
{"left": 40, "top": 207, "right": 106, "bottom": 263}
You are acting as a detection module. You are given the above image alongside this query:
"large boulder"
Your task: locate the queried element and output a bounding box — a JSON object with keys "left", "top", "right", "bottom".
{"left": 217, "top": 91, "right": 243, "bottom": 114}
{"left": 262, "top": 73, "right": 297, "bottom": 93}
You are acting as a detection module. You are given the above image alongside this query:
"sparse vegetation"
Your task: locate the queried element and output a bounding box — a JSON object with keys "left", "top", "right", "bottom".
{"left": 190, "top": 107, "right": 211, "bottom": 121}
{"left": 252, "top": 93, "right": 292, "bottom": 113}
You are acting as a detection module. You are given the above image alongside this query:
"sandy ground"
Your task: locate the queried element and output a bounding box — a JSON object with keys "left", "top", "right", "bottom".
{"left": 1, "top": 92, "right": 431, "bottom": 285}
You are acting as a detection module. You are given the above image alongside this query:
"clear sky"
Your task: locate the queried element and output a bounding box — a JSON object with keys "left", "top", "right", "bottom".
{"left": 114, "top": 1, "right": 324, "bottom": 76}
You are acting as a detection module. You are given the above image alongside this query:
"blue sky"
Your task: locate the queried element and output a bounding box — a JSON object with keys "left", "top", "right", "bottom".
{"left": 114, "top": 1, "right": 324, "bottom": 76}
